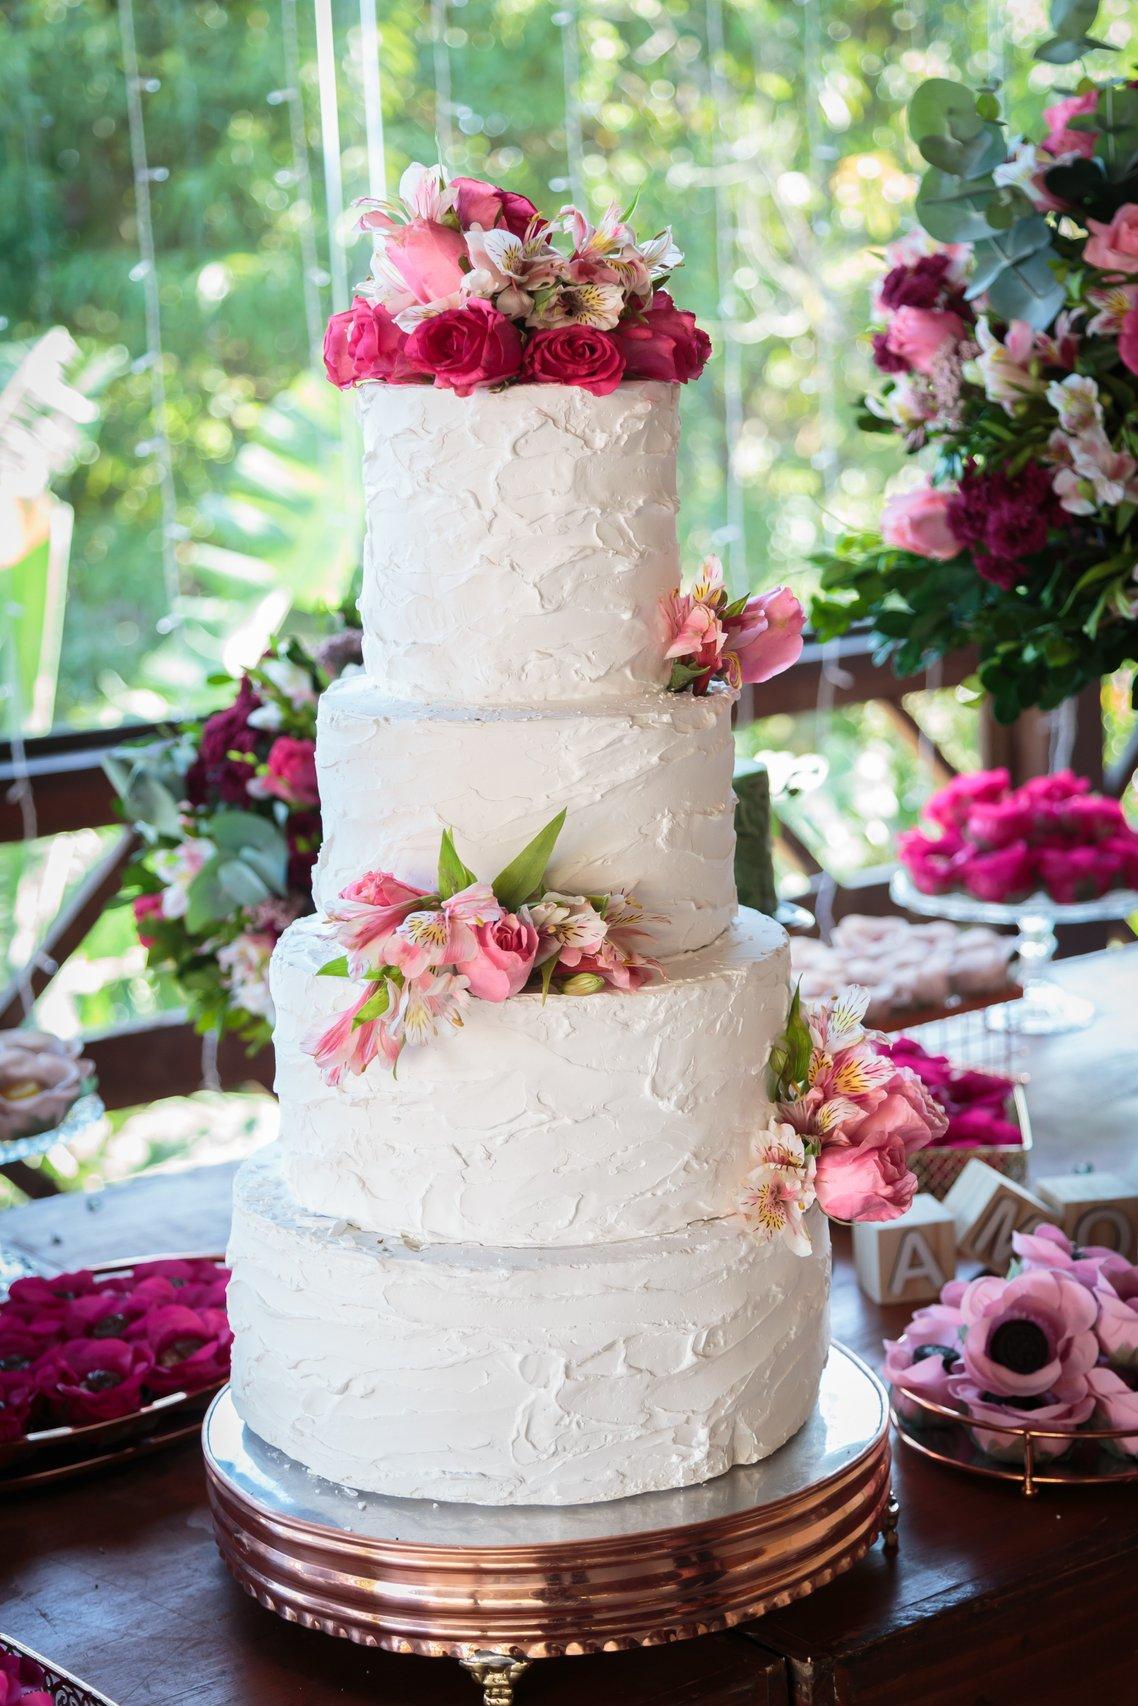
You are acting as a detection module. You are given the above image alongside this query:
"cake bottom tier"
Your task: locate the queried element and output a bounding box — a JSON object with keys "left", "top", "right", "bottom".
{"left": 227, "top": 1147, "right": 831, "bottom": 1507}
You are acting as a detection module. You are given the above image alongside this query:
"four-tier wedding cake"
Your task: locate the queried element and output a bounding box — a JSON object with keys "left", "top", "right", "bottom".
{"left": 225, "top": 169, "right": 832, "bottom": 1506}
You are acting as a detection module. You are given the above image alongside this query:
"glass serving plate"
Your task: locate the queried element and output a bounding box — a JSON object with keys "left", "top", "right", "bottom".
{"left": 890, "top": 869, "right": 1138, "bottom": 1036}
{"left": 0, "top": 1093, "right": 107, "bottom": 1291}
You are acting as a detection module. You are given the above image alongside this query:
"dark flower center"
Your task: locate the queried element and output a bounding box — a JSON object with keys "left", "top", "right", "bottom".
{"left": 988, "top": 1318, "right": 1050, "bottom": 1375}
{"left": 92, "top": 1313, "right": 127, "bottom": 1339}
{"left": 0, "top": 1353, "right": 31, "bottom": 1372}
{"left": 980, "top": 1391, "right": 1053, "bottom": 1412}
{"left": 159, "top": 1335, "right": 205, "bottom": 1368}
{"left": 911, "top": 1342, "right": 956, "bottom": 1365}
{"left": 83, "top": 1369, "right": 123, "bottom": 1393}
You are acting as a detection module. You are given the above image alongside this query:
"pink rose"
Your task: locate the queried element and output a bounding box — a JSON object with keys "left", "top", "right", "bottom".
{"left": 456, "top": 910, "right": 539, "bottom": 1001}
{"left": 896, "top": 827, "right": 969, "bottom": 895}
{"left": 1042, "top": 89, "right": 1098, "bottom": 159}
{"left": 323, "top": 297, "right": 425, "bottom": 388}
{"left": 0, "top": 1649, "right": 55, "bottom": 1706}
{"left": 960, "top": 842, "right": 1037, "bottom": 904}
{"left": 1085, "top": 202, "right": 1138, "bottom": 275}
{"left": 612, "top": 290, "right": 712, "bottom": 384}
{"left": 815, "top": 1130, "right": 917, "bottom": 1223}
{"left": 924, "top": 769, "right": 1010, "bottom": 832}
{"left": 451, "top": 175, "right": 540, "bottom": 238}
{"left": 880, "top": 305, "right": 967, "bottom": 375}
{"left": 384, "top": 219, "right": 468, "bottom": 306}
{"left": 406, "top": 300, "right": 524, "bottom": 396}
{"left": 881, "top": 483, "right": 960, "bottom": 560}
{"left": 258, "top": 736, "right": 319, "bottom": 809}
{"left": 724, "top": 586, "right": 805, "bottom": 684}
{"left": 1018, "top": 769, "right": 1088, "bottom": 805}
{"left": 132, "top": 891, "right": 164, "bottom": 949}
{"left": 521, "top": 325, "right": 626, "bottom": 395}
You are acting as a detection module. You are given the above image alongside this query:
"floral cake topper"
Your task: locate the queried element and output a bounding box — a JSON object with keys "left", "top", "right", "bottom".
{"left": 661, "top": 554, "right": 806, "bottom": 693}
{"left": 736, "top": 983, "right": 947, "bottom": 1255}
{"left": 323, "top": 161, "right": 711, "bottom": 397}
{"left": 308, "top": 810, "right": 662, "bottom": 1081}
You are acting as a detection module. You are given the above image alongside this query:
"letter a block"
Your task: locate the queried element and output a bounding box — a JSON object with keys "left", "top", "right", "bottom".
{"left": 1035, "top": 1173, "right": 1138, "bottom": 1261}
{"left": 853, "top": 1195, "right": 957, "bottom": 1305}
{"left": 944, "top": 1159, "right": 1050, "bottom": 1273}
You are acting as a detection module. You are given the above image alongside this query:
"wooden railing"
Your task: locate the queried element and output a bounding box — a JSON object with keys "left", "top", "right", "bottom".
{"left": 1, "top": 630, "right": 1130, "bottom": 1152}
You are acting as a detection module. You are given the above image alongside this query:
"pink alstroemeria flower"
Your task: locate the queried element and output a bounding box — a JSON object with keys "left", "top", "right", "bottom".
{"left": 724, "top": 586, "right": 805, "bottom": 686}
{"left": 958, "top": 1268, "right": 1099, "bottom": 1402}
{"left": 306, "top": 980, "right": 401, "bottom": 1085}
{"left": 326, "top": 870, "right": 432, "bottom": 974}
{"left": 385, "top": 908, "right": 478, "bottom": 978}
{"left": 387, "top": 970, "right": 471, "bottom": 1049}
{"left": 662, "top": 591, "right": 724, "bottom": 669}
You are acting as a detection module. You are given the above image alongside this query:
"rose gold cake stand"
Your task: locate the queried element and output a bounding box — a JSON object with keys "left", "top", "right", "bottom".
{"left": 204, "top": 1342, "right": 893, "bottom": 1702}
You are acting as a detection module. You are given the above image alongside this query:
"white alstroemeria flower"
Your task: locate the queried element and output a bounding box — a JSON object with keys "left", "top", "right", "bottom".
{"left": 993, "top": 141, "right": 1044, "bottom": 202}
{"left": 260, "top": 656, "right": 318, "bottom": 710}
{"left": 397, "top": 161, "right": 455, "bottom": 223}
{"left": 866, "top": 374, "right": 938, "bottom": 433}
{"left": 736, "top": 1121, "right": 816, "bottom": 1256}
{"left": 527, "top": 279, "right": 625, "bottom": 329}
{"left": 217, "top": 931, "right": 276, "bottom": 1021}
{"left": 246, "top": 702, "right": 284, "bottom": 732}
{"left": 154, "top": 837, "right": 215, "bottom": 921}
{"left": 637, "top": 226, "right": 684, "bottom": 277}
{"left": 1049, "top": 426, "right": 1138, "bottom": 514}
{"left": 1087, "top": 282, "right": 1138, "bottom": 337}
{"left": 529, "top": 893, "right": 608, "bottom": 965}
{"left": 559, "top": 200, "right": 636, "bottom": 259}
{"left": 1045, "top": 372, "right": 1103, "bottom": 437}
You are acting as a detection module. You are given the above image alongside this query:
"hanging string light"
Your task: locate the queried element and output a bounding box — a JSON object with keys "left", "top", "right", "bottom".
{"left": 430, "top": 0, "right": 455, "bottom": 167}
{"left": 358, "top": 0, "right": 388, "bottom": 202}
{"left": 553, "top": 3, "right": 586, "bottom": 204}
{"left": 116, "top": 0, "right": 182, "bottom": 635}
{"left": 276, "top": 0, "right": 325, "bottom": 367}
{"left": 312, "top": 0, "right": 349, "bottom": 314}
{"left": 704, "top": 0, "right": 747, "bottom": 589}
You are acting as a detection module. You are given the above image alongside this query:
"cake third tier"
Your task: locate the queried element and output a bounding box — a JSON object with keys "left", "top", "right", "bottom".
{"left": 313, "top": 673, "right": 738, "bottom": 959}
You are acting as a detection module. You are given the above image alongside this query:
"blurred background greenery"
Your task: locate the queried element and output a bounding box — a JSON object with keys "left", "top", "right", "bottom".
{"left": 2, "top": 0, "right": 1135, "bottom": 1195}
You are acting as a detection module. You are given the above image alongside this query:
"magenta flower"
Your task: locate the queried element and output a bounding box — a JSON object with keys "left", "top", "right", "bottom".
{"left": 958, "top": 1269, "right": 1098, "bottom": 1402}
{"left": 0, "top": 1649, "right": 55, "bottom": 1706}
{"left": 924, "top": 769, "right": 1010, "bottom": 832}
{"left": 1094, "top": 1269, "right": 1138, "bottom": 1372}
{"left": 0, "top": 1373, "right": 37, "bottom": 1444}
{"left": 325, "top": 869, "right": 432, "bottom": 974}
{"left": 1036, "top": 844, "right": 1125, "bottom": 904}
{"left": 451, "top": 175, "right": 539, "bottom": 238}
{"left": 896, "top": 826, "right": 970, "bottom": 895}
{"left": 5, "top": 1269, "right": 98, "bottom": 1325}
{"left": 948, "top": 1377, "right": 1094, "bottom": 1463}
{"left": 959, "top": 841, "right": 1037, "bottom": 904}
{"left": 59, "top": 1288, "right": 153, "bottom": 1343}
{"left": 39, "top": 1337, "right": 154, "bottom": 1426}
{"left": 1041, "top": 89, "right": 1098, "bottom": 159}
{"left": 140, "top": 1304, "right": 233, "bottom": 1397}
{"left": 884, "top": 1294, "right": 965, "bottom": 1424}
{"left": 1012, "top": 1223, "right": 1127, "bottom": 1290}
{"left": 964, "top": 796, "right": 1034, "bottom": 850}
{"left": 1086, "top": 1366, "right": 1138, "bottom": 1458}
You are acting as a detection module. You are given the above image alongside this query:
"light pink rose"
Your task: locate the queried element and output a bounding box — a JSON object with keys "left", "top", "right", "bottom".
{"left": 1041, "top": 90, "right": 1098, "bottom": 159}
{"left": 880, "top": 305, "right": 967, "bottom": 375}
{"left": 881, "top": 484, "right": 960, "bottom": 560}
{"left": 384, "top": 219, "right": 468, "bottom": 306}
{"left": 1085, "top": 203, "right": 1138, "bottom": 275}
{"left": 405, "top": 300, "right": 524, "bottom": 395}
{"left": 455, "top": 910, "right": 539, "bottom": 1001}
{"left": 326, "top": 871, "right": 432, "bottom": 971}
{"left": 814, "top": 1130, "right": 917, "bottom": 1223}
{"left": 451, "top": 176, "right": 539, "bottom": 238}
{"left": 724, "top": 586, "right": 806, "bottom": 684}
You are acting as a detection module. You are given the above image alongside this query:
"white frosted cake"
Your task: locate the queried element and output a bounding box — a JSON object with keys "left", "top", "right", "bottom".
{"left": 227, "top": 378, "right": 830, "bottom": 1506}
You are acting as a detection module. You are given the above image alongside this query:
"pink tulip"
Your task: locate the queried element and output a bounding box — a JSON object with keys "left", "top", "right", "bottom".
{"left": 881, "top": 483, "right": 960, "bottom": 560}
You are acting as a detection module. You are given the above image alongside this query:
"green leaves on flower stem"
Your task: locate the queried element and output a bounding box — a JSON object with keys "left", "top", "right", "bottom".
{"left": 492, "top": 809, "right": 567, "bottom": 911}
{"left": 1035, "top": 0, "right": 1112, "bottom": 62}
{"left": 352, "top": 978, "right": 395, "bottom": 1028}
{"left": 767, "top": 981, "right": 812, "bottom": 1102}
{"left": 914, "top": 169, "right": 1003, "bottom": 243}
{"left": 437, "top": 828, "right": 477, "bottom": 900}
{"left": 317, "top": 956, "right": 350, "bottom": 978}
{"left": 668, "top": 660, "right": 709, "bottom": 691}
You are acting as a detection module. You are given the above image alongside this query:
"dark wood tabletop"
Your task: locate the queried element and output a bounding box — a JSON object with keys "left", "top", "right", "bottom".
{"left": 4, "top": 947, "right": 1138, "bottom": 1706}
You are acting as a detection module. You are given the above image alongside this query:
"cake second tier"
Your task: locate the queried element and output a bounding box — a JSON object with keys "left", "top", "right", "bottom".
{"left": 272, "top": 906, "right": 788, "bottom": 1247}
{"left": 313, "top": 674, "right": 738, "bottom": 958}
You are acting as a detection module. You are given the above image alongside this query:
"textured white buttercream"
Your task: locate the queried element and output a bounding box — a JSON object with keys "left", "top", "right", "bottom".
{"left": 273, "top": 907, "right": 789, "bottom": 1248}
{"left": 313, "top": 676, "right": 737, "bottom": 958}
{"left": 357, "top": 381, "right": 680, "bottom": 704}
{"left": 227, "top": 1147, "right": 831, "bottom": 1506}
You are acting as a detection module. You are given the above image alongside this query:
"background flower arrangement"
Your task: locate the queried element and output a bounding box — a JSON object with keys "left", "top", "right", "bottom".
{"left": 323, "top": 162, "right": 710, "bottom": 396}
{"left": 812, "top": 0, "right": 1138, "bottom": 722}
{"left": 0, "top": 1258, "right": 230, "bottom": 1442}
{"left": 898, "top": 766, "right": 1138, "bottom": 904}
{"left": 886, "top": 1222, "right": 1138, "bottom": 1465}
{"left": 107, "top": 609, "right": 362, "bottom": 1047}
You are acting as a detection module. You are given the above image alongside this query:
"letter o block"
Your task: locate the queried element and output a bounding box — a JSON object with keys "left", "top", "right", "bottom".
{"left": 1036, "top": 1173, "right": 1138, "bottom": 1260}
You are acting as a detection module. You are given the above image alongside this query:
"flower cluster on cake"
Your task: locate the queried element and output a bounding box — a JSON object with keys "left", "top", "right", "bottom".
{"left": 323, "top": 162, "right": 710, "bottom": 397}
{"left": 0, "top": 1259, "right": 230, "bottom": 1442}
{"left": 811, "top": 2, "right": 1138, "bottom": 720}
{"left": 898, "top": 768, "right": 1138, "bottom": 905}
{"left": 886, "top": 1225, "right": 1138, "bottom": 1463}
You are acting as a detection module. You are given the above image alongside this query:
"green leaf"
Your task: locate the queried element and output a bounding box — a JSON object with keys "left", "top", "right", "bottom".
{"left": 317, "top": 956, "right": 351, "bottom": 978}
{"left": 202, "top": 810, "right": 288, "bottom": 857}
{"left": 920, "top": 123, "right": 1006, "bottom": 182}
{"left": 915, "top": 168, "right": 1000, "bottom": 242}
{"left": 492, "top": 809, "right": 567, "bottom": 911}
{"left": 1051, "top": 0, "right": 1100, "bottom": 34}
{"left": 352, "top": 982, "right": 392, "bottom": 1027}
{"left": 668, "top": 660, "right": 709, "bottom": 690}
{"left": 539, "top": 957, "right": 559, "bottom": 1004}
{"left": 104, "top": 739, "right": 189, "bottom": 840}
{"left": 966, "top": 215, "right": 1052, "bottom": 296}
{"left": 983, "top": 248, "right": 1066, "bottom": 329}
{"left": 909, "top": 79, "right": 983, "bottom": 149}
{"left": 438, "top": 828, "right": 477, "bottom": 900}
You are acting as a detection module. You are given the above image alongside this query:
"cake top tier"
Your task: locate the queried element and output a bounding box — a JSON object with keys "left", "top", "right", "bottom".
{"left": 357, "top": 379, "right": 682, "bottom": 705}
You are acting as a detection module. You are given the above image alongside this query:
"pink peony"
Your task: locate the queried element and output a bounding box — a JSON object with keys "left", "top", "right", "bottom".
{"left": 883, "top": 1291, "right": 965, "bottom": 1424}
{"left": 925, "top": 769, "right": 1010, "bottom": 832}
{"left": 724, "top": 586, "right": 806, "bottom": 684}
{"left": 814, "top": 1128, "right": 918, "bottom": 1223}
{"left": 1041, "top": 89, "right": 1098, "bottom": 159}
{"left": 959, "top": 841, "right": 1037, "bottom": 904}
{"left": 1084, "top": 203, "right": 1138, "bottom": 274}
{"left": 521, "top": 325, "right": 626, "bottom": 395}
{"left": 140, "top": 1303, "right": 232, "bottom": 1396}
{"left": 1094, "top": 1268, "right": 1138, "bottom": 1371}
{"left": 406, "top": 300, "right": 524, "bottom": 395}
{"left": 132, "top": 891, "right": 164, "bottom": 949}
{"left": 451, "top": 175, "right": 539, "bottom": 238}
{"left": 455, "top": 910, "right": 539, "bottom": 1001}
{"left": 958, "top": 1268, "right": 1099, "bottom": 1402}
{"left": 612, "top": 290, "right": 712, "bottom": 384}
{"left": 1086, "top": 1365, "right": 1138, "bottom": 1457}
{"left": 879, "top": 305, "right": 967, "bottom": 375}
{"left": 881, "top": 483, "right": 960, "bottom": 560}
{"left": 38, "top": 1336, "right": 154, "bottom": 1426}
{"left": 256, "top": 736, "right": 319, "bottom": 809}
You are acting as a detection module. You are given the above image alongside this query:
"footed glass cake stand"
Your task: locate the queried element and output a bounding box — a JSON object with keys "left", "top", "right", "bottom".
{"left": 204, "top": 1344, "right": 894, "bottom": 1702}
{"left": 890, "top": 869, "right": 1138, "bottom": 1036}
{"left": 0, "top": 1094, "right": 105, "bottom": 1292}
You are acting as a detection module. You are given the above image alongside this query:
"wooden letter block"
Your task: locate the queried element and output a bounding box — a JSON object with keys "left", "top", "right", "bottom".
{"left": 853, "top": 1194, "right": 956, "bottom": 1305}
{"left": 1035, "top": 1173, "right": 1138, "bottom": 1260}
{"left": 944, "top": 1159, "right": 1050, "bottom": 1273}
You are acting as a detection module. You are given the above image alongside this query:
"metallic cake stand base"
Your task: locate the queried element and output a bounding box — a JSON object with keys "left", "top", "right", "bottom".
{"left": 204, "top": 1343, "right": 892, "bottom": 1701}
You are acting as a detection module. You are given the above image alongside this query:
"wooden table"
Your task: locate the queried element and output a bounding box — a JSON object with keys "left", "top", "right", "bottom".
{"left": 4, "top": 948, "right": 1138, "bottom": 1705}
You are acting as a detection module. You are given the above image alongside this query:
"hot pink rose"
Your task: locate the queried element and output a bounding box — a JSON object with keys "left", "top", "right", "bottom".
{"left": 612, "top": 290, "right": 712, "bottom": 384}
{"left": 881, "top": 483, "right": 960, "bottom": 560}
{"left": 406, "top": 300, "right": 524, "bottom": 395}
{"left": 815, "top": 1130, "right": 917, "bottom": 1223}
{"left": 455, "top": 910, "right": 539, "bottom": 1001}
{"left": 879, "top": 305, "right": 967, "bottom": 375}
{"left": 963, "top": 797, "right": 1034, "bottom": 850}
{"left": 896, "top": 827, "right": 970, "bottom": 895}
{"left": 132, "top": 891, "right": 164, "bottom": 949}
{"left": 1085, "top": 202, "right": 1138, "bottom": 275}
{"left": 960, "top": 841, "right": 1037, "bottom": 904}
{"left": 257, "top": 736, "right": 319, "bottom": 808}
{"left": 323, "top": 298, "right": 421, "bottom": 387}
{"left": 451, "top": 175, "right": 539, "bottom": 238}
{"left": 521, "top": 325, "right": 626, "bottom": 395}
{"left": 725, "top": 586, "right": 805, "bottom": 683}
{"left": 1042, "top": 89, "right": 1098, "bottom": 158}
{"left": 0, "top": 1648, "right": 55, "bottom": 1705}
